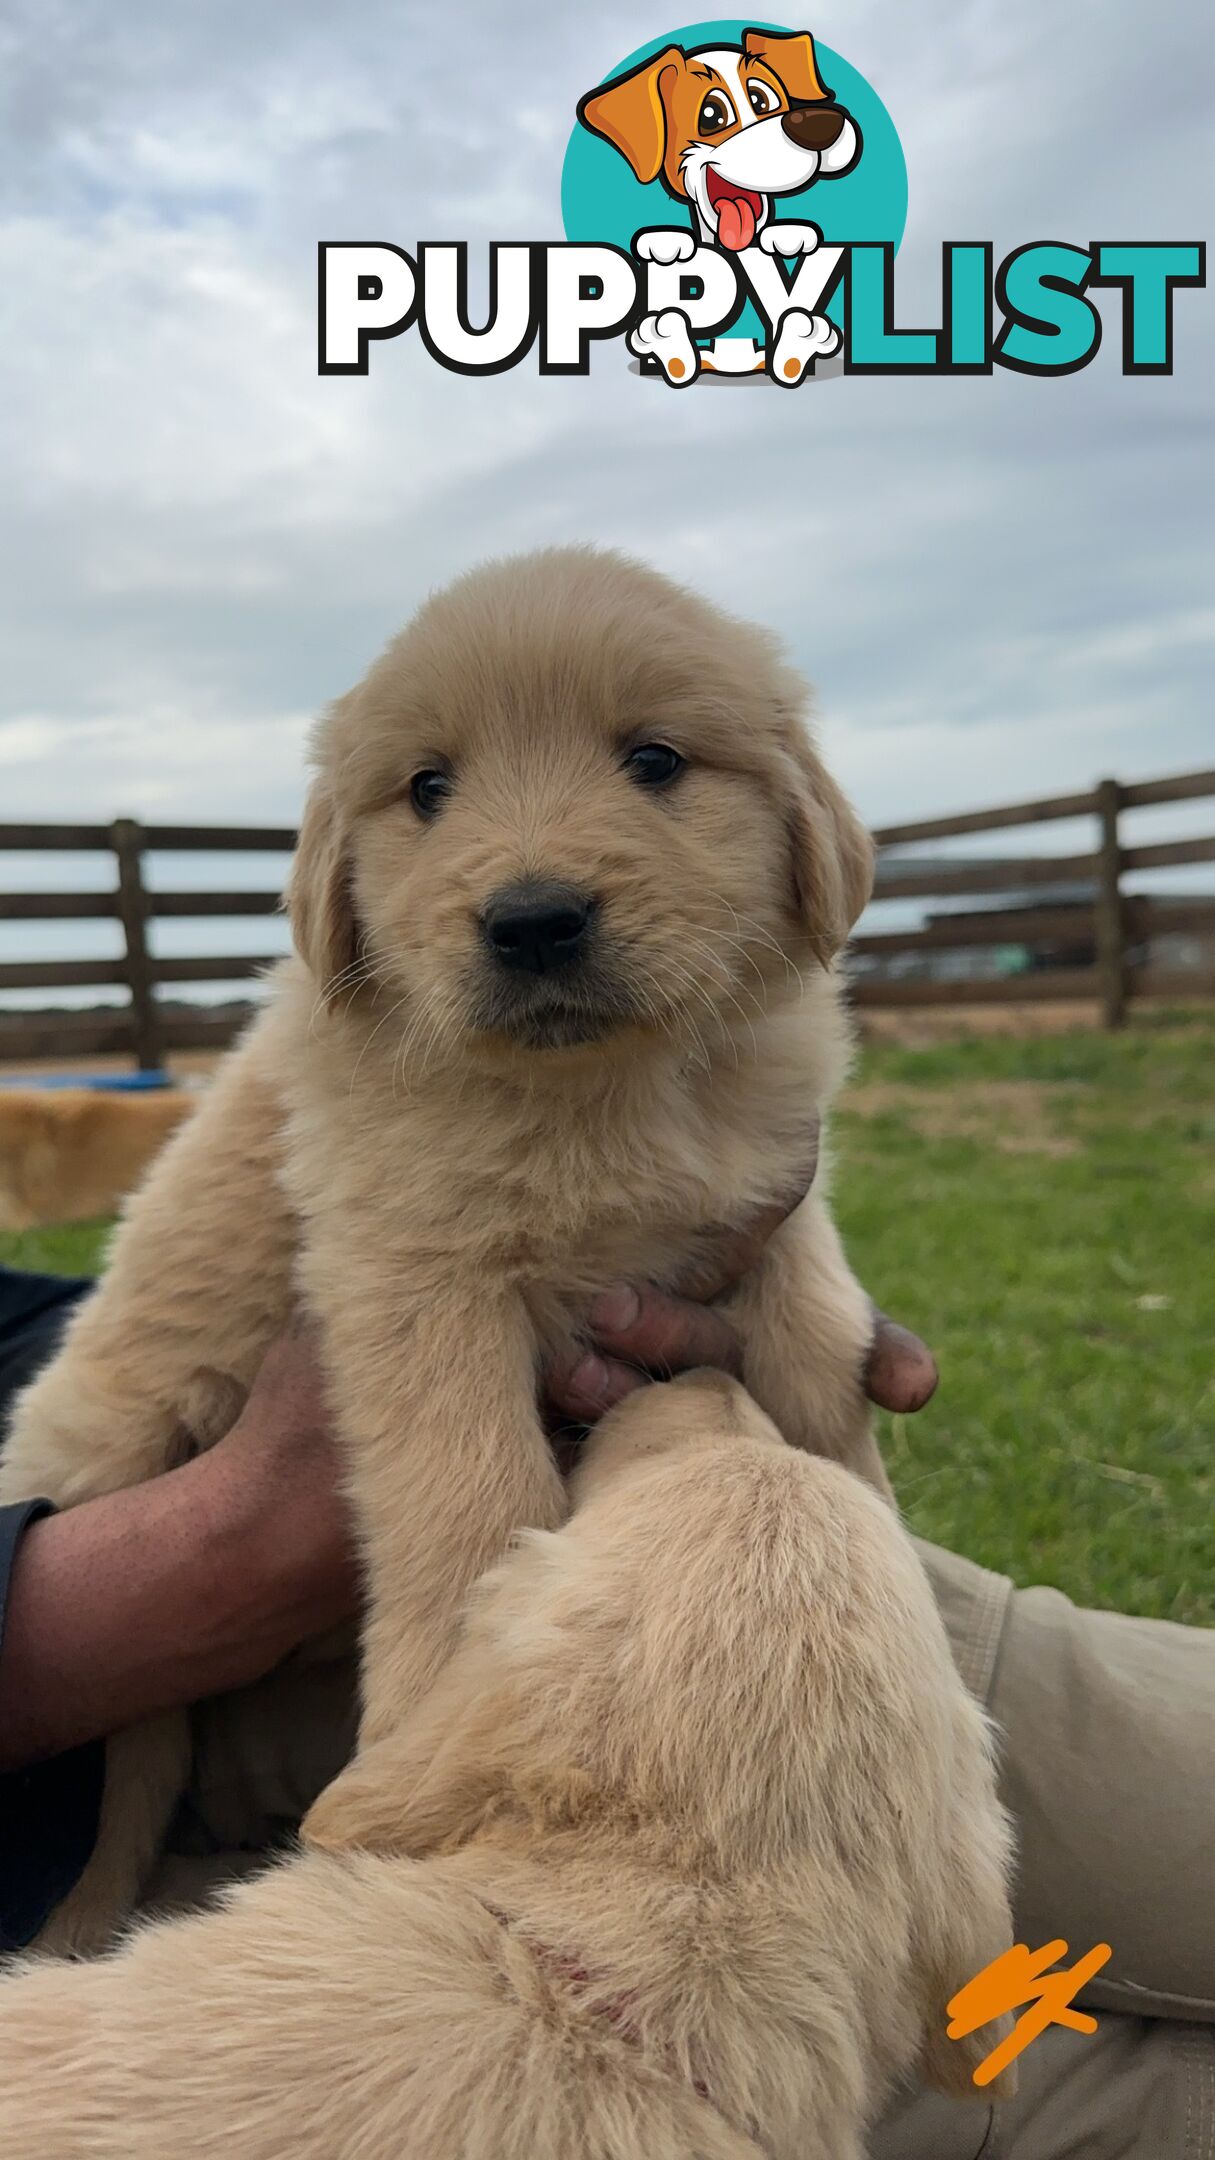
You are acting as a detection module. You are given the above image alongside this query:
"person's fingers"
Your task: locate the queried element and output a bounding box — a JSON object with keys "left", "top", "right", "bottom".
{"left": 672, "top": 1121, "right": 821, "bottom": 1301}
{"left": 864, "top": 1309, "right": 939, "bottom": 1413}
{"left": 585, "top": 1284, "right": 743, "bottom": 1380}
{"left": 247, "top": 1315, "right": 319, "bottom": 1393}
{"left": 546, "top": 1124, "right": 818, "bottom": 1430}
{"left": 546, "top": 1351, "right": 649, "bottom": 1423}
{"left": 544, "top": 1290, "right": 742, "bottom": 1444}
{"left": 225, "top": 1315, "right": 335, "bottom": 1460}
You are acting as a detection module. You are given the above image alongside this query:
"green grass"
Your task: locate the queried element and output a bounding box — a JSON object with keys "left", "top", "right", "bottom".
{"left": 833, "top": 1013, "right": 1214, "bottom": 1623}
{"left": 0, "top": 1219, "right": 113, "bottom": 1276}
{"left": 3, "top": 1015, "right": 1211, "bottom": 1623}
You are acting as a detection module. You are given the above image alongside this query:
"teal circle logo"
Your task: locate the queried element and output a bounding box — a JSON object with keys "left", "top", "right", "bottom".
{"left": 562, "top": 20, "right": 906, "bottom": 345}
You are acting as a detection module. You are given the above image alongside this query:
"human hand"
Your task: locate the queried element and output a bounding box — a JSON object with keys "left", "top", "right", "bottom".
{"left": 545, "top": 1130, "right": 937, "bottom": 1426}
{"left": 204, "top": 1321, "right": 361, "bottom": 1663}
{"left": 545, "top": 1286, "right": 937, "bottom": 1425}
{"left": 0, "top": 1324, "right": 361, "bottom": 1770}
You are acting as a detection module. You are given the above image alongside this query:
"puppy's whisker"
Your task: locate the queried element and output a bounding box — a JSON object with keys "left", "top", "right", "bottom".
{"left": 390, "top": 1006, "right": 426, "bottom": 1091}
{"left": 404, "top": 980, "right": 463, "bottom": 1090}
{"left": 680, "top": 940, "right": 761, "bottom": 1062}
{"left": 341, "top": 964, "right": 393, "bottom": 1026}
{"left": 394, "top": 984, "right": 452, "bottom": 1093}
{"left": 689, "top": 951, "right": 768, "bottom": 1051}
{"left": 662, "top": 941, "right": 757, "bottom": 1069}
{"left": 391, "top": 1003, "right": 425, "bottom": 1102}
{"left": 393, "top": 978, "right": 440, "bottom": 1081}
{"left": 348, "top": 991, "right": 415, "bottom": 1103}
{"left": 679, "top": 929, "right": 765, "bottom": 1017}
{"left": 733, "top": 916, "right": 807, "bottom": 1002}
{"left": 309, "top": 932, "right": 394, "bottom": 1037}
{"left": 421, "top": 992, "right": 462, "bottom": 1083}
{"left": 634, "top": 964, "right": 705, "bottom": 1071}
{"left": 626, "top": 979, "right": 687, "bottom": 1069}
{"left": 657, "top": 963, "right": 720, "bottom": 1076}
{"left": 637, "top": 982, "right": 690, "bottom": 1065}
{"left": 344, "top": 972, "right": 390, "bottom": 1023}
{"left": 695, "top": 918, "right": 772, "bottom": 1005}
{"left": 707, "top": 895, "right": 807, "bottom": 1001}
{"left": 310, "top": 959, "right": 370, "bottom": 1034}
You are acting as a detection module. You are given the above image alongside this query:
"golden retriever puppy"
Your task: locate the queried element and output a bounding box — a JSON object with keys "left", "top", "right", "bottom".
{"left": 1, "top": 546, "right": 881, "bottom": 1952}
{"left": 0, "top": 1377, "right": 1014, "bottom": 2160}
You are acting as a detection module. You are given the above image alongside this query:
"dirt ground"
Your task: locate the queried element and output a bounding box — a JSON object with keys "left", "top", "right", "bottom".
{"left": 853, "top": 1000, "right": 1108, "bottom": 1046}
{"left": 0, "top": 1049, "right": 223, "bottom": 1084}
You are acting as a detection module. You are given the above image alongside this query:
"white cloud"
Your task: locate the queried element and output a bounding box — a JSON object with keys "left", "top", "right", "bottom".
{"left": 0, "top": 0, "right": 1210, "bottom": 849}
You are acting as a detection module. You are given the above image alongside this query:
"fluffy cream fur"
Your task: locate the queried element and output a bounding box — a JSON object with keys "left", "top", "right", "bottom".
{"left": 2, "top": 547, "right": 884, "bottom": 1951}
{"left": 0, "top": 1377, "right": 1015, "bottom": 2160}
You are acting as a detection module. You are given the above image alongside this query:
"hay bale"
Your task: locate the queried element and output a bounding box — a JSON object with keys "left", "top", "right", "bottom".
{"left": 0, "top": 1088, "right": 196, "bottom": 1230}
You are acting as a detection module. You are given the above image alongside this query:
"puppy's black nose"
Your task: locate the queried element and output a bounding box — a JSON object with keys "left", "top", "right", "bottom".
{"left": 781, "top": 102, "right": 847, "bottom": 150}
{"left": 480, "top": 884, "right": 596, "bottom": 976}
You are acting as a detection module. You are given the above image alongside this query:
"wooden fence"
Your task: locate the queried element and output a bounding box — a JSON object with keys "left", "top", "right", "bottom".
{"left": 2, "top": 767, "right": 1213, "bottom": 1066}
{"left": 853, "top": 765, "right": 1215, "bottom": 1025}
{"left": 0, "top": 820, "right": 294, "bottom": 1068}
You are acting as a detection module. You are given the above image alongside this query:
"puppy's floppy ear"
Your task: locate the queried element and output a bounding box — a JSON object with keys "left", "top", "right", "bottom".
{"left": 743, "top": 27, "right": 832, "bottom": 103}
{"left": 785, "top": 726, "right": 874, "bottom": 965}
{"left": 578, "top": 47, "right": 684, "bottom": 184}
{"left": 288, "top": 779, "right": 358, "bottom": 990}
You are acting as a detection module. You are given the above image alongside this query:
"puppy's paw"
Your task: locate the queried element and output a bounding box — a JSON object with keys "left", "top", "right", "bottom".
{"left": 758, "top": 222, "right": 821, "bottom": 258}
{"left": 628, "top": 309, "right": 701, "bottom": 385}
{"left": 768, "top": 308, "right": 840, "bottom": 385}
{"left": 634, "top": 228, "right": 697, "bottom": 265}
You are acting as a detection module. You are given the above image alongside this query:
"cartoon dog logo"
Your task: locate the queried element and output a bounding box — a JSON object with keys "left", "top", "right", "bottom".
{"left": 578, "top": 28, "right": 860, "bottom": 382}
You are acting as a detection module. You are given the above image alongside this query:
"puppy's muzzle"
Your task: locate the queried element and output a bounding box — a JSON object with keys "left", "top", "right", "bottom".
{"left": 480, "top": 882, "right": 597, "bottom": 977}
{"left": 781, "top": 103, "right": 847, "bottom": 151}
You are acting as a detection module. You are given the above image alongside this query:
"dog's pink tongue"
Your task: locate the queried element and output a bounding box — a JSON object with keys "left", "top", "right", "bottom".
{"left": 716, "top": 195, "right": 756, "bottom": 252}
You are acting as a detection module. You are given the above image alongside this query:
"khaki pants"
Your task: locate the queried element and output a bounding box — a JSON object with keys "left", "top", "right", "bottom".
{"left": 149, "top": 1545, "right": 1215, "bottom": 2160}
{"left": 875, "top": 1548, "right": 1215, "bottom": 2160}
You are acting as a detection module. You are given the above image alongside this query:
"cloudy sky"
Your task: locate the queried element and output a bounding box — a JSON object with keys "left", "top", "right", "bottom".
{"left": 0, "top": 0, "right": 1210, "bottom": 888}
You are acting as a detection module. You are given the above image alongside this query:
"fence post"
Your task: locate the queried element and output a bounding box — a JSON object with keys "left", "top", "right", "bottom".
{"left": 1095, "top": 778, "right": 1126, "bottom": 1029}
{"left": 111, "top": 818, "right": 163, "bottom": 1072}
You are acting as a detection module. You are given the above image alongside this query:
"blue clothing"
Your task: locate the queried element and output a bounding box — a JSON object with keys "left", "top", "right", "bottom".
{"left": 0, "top": 1266, "right": 104, "bottom": 1952}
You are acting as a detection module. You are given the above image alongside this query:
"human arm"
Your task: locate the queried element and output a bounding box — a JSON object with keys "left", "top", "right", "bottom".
{"left": 0, "top": 1327, "right": 358, "bottom": 1774}
{"left": 0, "top": 1190, "right": 936, "bottom": 1776}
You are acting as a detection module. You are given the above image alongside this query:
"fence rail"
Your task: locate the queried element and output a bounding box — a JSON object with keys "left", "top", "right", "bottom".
{"left": 0, "top": 815, "right": 297, "bottom": 1067}
{"left": 2, "top": 768, "right": 1213, "bottom": 1066}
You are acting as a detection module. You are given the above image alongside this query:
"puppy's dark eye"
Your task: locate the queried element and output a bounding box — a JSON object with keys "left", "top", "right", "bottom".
{"left": 698, "top": 91, "right": 735, "bottom": 135}
{"left": 747, "top": 79, "right": 780, "bottom": 116}
{"left": 624, "top": 743, "right": 685, "bottom": 790}
{"left": 409, "top": 769, "right": 452, "bottom": 819}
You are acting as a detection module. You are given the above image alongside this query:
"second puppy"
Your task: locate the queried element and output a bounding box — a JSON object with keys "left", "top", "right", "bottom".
{"left": 0, "top": 1376, "right": 1015, "bottom": 2160}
